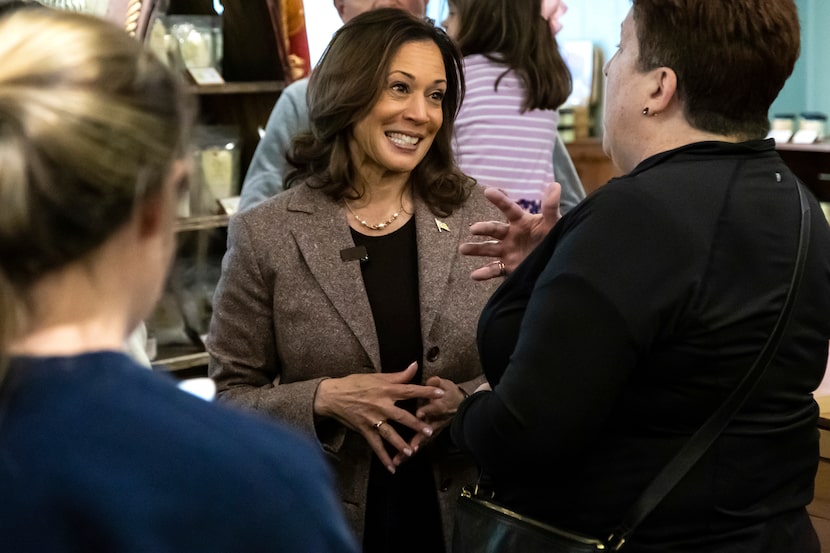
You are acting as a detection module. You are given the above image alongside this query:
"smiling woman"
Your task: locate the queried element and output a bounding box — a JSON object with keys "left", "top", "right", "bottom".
{"left": 349, "top": 41, "right": 445, "bottom": 193}
{"left": 206, "top": 8, "right": 504, "bottom": 553}
{"left": 287, "top": 7, "right": 470, "bottom": 218}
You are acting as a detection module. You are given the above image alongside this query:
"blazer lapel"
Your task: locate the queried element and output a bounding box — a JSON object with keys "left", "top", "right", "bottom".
{"left": 287, "top": 186, "right": 381, "bottom": 371}
{"left": 415, "top": 197, "right": 462, "bottom": 340}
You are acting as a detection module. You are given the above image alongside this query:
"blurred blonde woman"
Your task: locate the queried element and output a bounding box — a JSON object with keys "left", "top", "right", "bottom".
{"left": 0, "top": 8, "right": 357, "bottom": 552}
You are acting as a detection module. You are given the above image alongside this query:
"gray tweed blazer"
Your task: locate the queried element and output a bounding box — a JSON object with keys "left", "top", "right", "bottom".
{"left": 207, "top": 181, "right": 502, "bottom": 547}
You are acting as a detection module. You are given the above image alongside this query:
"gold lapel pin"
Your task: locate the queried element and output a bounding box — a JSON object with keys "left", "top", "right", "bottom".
{"left": 435, "top": 218, "right": 450, "bottom": 232}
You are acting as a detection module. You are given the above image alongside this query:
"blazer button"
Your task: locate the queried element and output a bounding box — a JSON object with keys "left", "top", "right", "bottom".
{"left": 426, "top": 346, "right": 440, "bottom": 362}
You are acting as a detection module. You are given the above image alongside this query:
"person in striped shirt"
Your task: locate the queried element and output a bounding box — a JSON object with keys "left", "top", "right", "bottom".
{"left": 444, "top": 0, "right": 572, "bottom": 213}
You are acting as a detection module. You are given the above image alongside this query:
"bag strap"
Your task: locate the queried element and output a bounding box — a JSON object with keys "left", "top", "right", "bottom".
{"left": 607, "top": 181, "right": 812, "bottom": 550}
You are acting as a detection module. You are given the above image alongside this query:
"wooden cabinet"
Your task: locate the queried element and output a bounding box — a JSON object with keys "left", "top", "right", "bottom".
{"left": 776, "top": 142, "right": 830, "bottom": 202}
{"left": 564, "top": 137, "right": 622, "bottom": 195}
{"left": 565, "top": 139, "right": 830, "bottom": 205}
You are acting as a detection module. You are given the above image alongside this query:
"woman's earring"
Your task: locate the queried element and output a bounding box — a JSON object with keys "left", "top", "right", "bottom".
{"left": 642, "top": 107, "right": 649, "bottom": 116}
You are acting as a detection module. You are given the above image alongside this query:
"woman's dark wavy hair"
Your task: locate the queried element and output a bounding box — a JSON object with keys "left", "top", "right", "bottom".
{"left": 285, "top": 8, "right": 471, "bottom": 217}
{"left": 632, "top": 0, "right": 800, "bottom": 139}
{"left": 449, "top": 0, "right": 571, "bottom": 112}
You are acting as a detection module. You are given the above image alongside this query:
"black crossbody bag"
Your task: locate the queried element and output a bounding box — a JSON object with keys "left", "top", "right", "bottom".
{"left": 454, "top": 183, "right": 812, "bottom": 552}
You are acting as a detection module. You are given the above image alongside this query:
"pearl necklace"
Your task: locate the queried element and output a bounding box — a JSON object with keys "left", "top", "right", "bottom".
{"left": 344, "top": 200, "right": 403, "bottom": 231}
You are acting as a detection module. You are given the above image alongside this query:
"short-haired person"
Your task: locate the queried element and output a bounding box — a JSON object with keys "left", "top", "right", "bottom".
{"left": 207, "top": 9, "right": 502, "bottom": 552}
{"left": 453, "top": 1, "right": 830, "bottom": 551}
{"left": 238, "top": 0, "right": 586, "bottom": 215}
{"left": 443, "top": 0, "right": 572, "bottom": 213}
{"left": 0, "top": 9, "right": 357, "bottom": 552}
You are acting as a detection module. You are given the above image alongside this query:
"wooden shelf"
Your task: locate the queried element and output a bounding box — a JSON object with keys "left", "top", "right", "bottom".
{"left": 564, "top": 137, "right": 622, "bottom": 195}
{"left": 154, "top": 351, "right": 209, "bottom": 372}
{"left": 188, "top": 80, "right": 286, "bottom": 96}
{"left": 564, "top": 139, "right": 830, "bottom": 199}
{"left": 175, "top": 214, "right": 230, "bottom": 232}
{"left": 819, "top": 395, "right": 830, "bottom": 430}
{"left": 776, "top": 142, "right": 830, "bottom": 202}
{"left": 146, "top": 0, "right": 284, "bottom": 381}
{"left": 775, "top": 141, "right": 830, "bottom": 153}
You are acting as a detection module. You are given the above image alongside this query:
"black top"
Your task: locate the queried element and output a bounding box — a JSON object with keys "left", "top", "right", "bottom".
{"left": 352, "top": 217, "right": 423, "bottom": 381}
{"left": 452, "top": 140, "right": 830, "bottom": 553}
{"left": 351, "top": 218, "right": 445, "bottom": 553}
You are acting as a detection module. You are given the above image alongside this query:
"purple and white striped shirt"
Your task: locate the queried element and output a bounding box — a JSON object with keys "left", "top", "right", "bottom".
{"left": 454, "top": 54, "right": 559, "bottom": 213}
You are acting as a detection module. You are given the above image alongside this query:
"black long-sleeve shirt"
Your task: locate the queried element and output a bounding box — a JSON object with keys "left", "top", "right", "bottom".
{"left": 452, "top": 139, "right": 830, "bottom": 553}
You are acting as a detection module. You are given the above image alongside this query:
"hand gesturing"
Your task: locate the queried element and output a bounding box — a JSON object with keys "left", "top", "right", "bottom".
{"left": 460, "top": 183, "right": 562, "bottom": 280}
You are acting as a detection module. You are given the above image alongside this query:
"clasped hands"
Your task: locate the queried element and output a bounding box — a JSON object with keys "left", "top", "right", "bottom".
{"left": 313, "top": 362, "right": 468, "bottom": 474}
{"left": 312, "top": 184, "right": 563, "bottom": 472}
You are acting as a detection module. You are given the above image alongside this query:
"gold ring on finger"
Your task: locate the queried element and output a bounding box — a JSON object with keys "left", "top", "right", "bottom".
{"left": 490, "top": 259, "right": 506, "bottom": 277}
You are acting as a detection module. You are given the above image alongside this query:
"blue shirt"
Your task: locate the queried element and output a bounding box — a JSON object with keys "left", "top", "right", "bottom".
{"left": 0, "top": 351, "right": 359, "bottom": 553}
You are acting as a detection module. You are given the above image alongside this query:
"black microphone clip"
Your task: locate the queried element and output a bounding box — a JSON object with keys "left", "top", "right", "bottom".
{"left": 339, "top": 245, "right": 369, "bottom": 263}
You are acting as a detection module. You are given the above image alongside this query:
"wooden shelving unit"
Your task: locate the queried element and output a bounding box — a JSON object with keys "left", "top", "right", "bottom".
{"left": 564, "top": 137, "right": 622, "bottom": 195}
{"left": 174, "top": 214, "right": 231, "bottom": 233}
{"left": 188, "top": 80, "right": 286, "bottom": 95}
{"left": 149, "top": 0, "right": 290, "bottom": 375}
{"left": 154, "top": 349, "right": 210, "bottom": 373}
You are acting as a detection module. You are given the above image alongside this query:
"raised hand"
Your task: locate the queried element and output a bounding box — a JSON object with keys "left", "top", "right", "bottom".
{"left": 460, "top": 183, "right": 562, "bottom": 280}
{"left": 313, "top": 362, "right": 441, "bottom": 474}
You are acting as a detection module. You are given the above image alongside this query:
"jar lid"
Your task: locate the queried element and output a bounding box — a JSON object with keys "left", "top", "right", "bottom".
{"left": 800, "top": 111, "right": 828, "bottom": 121}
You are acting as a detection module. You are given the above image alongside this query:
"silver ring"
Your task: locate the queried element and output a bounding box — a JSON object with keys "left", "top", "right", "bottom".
{"left": 373, "top": 420, "right": 386, "bottom": 432}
